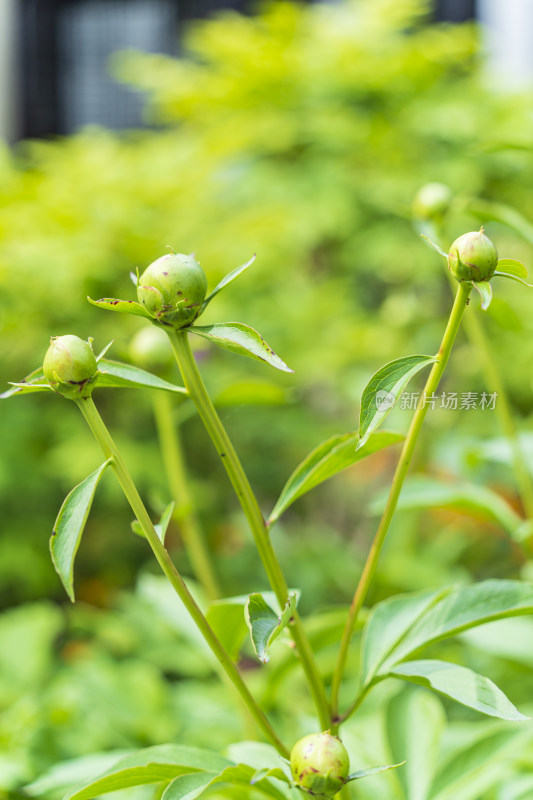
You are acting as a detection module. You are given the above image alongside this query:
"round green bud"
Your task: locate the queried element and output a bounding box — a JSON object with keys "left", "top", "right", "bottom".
{"left": 290, "top": 733, "right": 350, "bottom": 799}
{"left": 448, "top": 229, "right": 498, "bottom": 283}
{"left": 137, "top": 253, "right": 208, "bottom": 329}
{"left": 129, "top": 327, "right": 172, "bottom": 370}
{"left": 43, "top": 335, "right": 98, "bottom": 400}
{"left": 413, "top": 182, "right": 453, "bottom": 222}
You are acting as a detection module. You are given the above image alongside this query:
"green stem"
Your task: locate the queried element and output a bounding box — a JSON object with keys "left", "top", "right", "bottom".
{"left": 76, "top": 395, "right": 288, "bottom": 758}
{"left": 152, "top": 391, "right": 221, "bottom": 601}
{"left": 168, "top": 329, "right": 331, "bottom": 730}
{"left": 330, "top": 281, "right": 472, "bottom": 726}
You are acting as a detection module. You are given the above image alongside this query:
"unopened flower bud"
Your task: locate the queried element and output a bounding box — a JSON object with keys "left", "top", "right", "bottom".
{"left": 448, "top": 229, "right": 498, "bottom": 283}
{"left": 137, "top": 253, "right": 207, "bottom": 329}
{"left": 290, "top": 732, "right": 350, "bottom": 799}
{"left": 43, "top": 335, "right": 98, "bottom": 400}
{"left": 129, "top": 327, "right": 172, "bottom": 370}
{"left": 413, "top": 182, "right": 452, "bottom": 222}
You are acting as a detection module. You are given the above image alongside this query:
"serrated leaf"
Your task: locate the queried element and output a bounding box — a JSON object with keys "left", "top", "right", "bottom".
{"left": 358, "top": 355, "right": 437, "bottom": 447}
{"left": 269, "top": 431, "right": 403, "bottom": 524}
{"left": 63, "top": 745, "right": 232, "bottom": 800}
{"left": 201, "top": 255, "right": 256, "bottom": 312}
{"left": 97, "top": 359, "right": 188, "bottom": 395}
{"left": 388, "top": 660, "right": 527, "bottom": 721}
{"left": 380, "top": 580, "right": 533, "bottom": 672}
{"left": 346, "top": 762, "right": 405, "bottom": 782}
{"left": 131, "top": 502, "right": 175, "bottom": 544}
{"left": 245, "top": 592, "right": 298, "bottom": 663}
{"left": 0, "top": 367, "right": 50, "bottom": 398}
{"left": 191, "top": 322, "right": 293, "bottom": 373}
{"left": 50, "top": 460, "right": 112, "bottom": 602}
{"left": 163, "top": 763, "right": 290, "bottom": 800}
{"left": 387, "top": 689, "right": 445, "bottom": 800}
{"left": 87, "top": 296, "right": 154, "bottom": 319}
{"left": 361, "top": 587, "right": 453, "bottom": 686}
{"left": 368, "top": 476, "right": 523, "bottom": 539}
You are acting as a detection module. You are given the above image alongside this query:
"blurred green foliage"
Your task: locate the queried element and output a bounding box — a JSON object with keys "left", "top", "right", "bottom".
{"left": 2, "top": 0, "right": 533, "bottom": 795}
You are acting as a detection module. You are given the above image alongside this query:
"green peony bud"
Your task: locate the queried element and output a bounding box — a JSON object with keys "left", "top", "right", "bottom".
{"left": 137, "top": 253, "right": 208, "bottom": 329}
{"left": 448, "top": 229, "right": 498, "bottom": 283}
{"left": 413, "top": 182, "right": 453, "bottom": 222}
{"left": 43, "top": 335, "right": 98, "bottom": 400}
{"left": 290, "top": 732, "right": 350, "bottom": 799}
{"left": 128, "top": 327, "right": 172, "bottom": 370}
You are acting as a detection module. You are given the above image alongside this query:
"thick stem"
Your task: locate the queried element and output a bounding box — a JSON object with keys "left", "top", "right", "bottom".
{"left": 330, "top": 281, "right": 472, "bottom": 725}
{"left": 168, "top": 329, "right": 331, "bottom": 729}
{"left": 152, "top": 391, "right": 221, "bottom": 601}
{"left": 76, "top": 396, "right": 288, "bottom": 757}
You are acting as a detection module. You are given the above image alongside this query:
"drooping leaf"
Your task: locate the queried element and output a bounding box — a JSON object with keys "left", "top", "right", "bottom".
{"left": 387, "top": 689, "right": 445, "bottom": 800}
{"left": 269, "top": 431, "right": 403, "bottom": 524}
{"left": 368, "top": 476, "right": 523, "bottom": 539}
{"left": 0, "top": 366, "right": 50, "bottom": 398}
{"left": 379, "top": 580, "right": 533, "bottom": 672}
{"left": 471, "top": 280, "right": 492, "bottom": 310}
{"left": 87, "top": 296, "right": 154, "bottom": 319}
{"left": 388, "top": 660, "right": 527, "bottom": 721}
{"left": 63, "top": 745, "right": 232, "bottom": 800}
{"left": 191, "top": 322, "right": 293, "bottom": 373}
{"left": 97, "top": 359, "right": 188, "bottom": 395}
{"left": 360, "top": 587, "right": 452, "bottom": 686}
{"left": 50, "top": 460, "right": 112, "bottom": 602}
{"left": 245, "top": 592, "right": 298, "bottom": 663}
{"left": 201, "top": 255, "right": 256, "bottom": 312}
{"left": 131, "top": 502, "right": 175, "bottom": 544}
{"left": 346, "top": 762, "right": 405, "bottom": 782}
{"left": 358, "top": 355, "right": 436, "bottom": 447}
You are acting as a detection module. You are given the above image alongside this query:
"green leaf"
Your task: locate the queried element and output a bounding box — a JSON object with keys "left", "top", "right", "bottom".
{"left": 387, "top": 690, "right": 445, "bottom": 800}
{"left": 420, "top": 234, "right": 448, "bottom": 258}
{"left": 496, "top": 258, "right": 528, "bottom": 279}
{"left": 471, "top": 280, "right": 492, "bottom": 310}
{"left": 368, "top": 476, "right": 523, "bottom": 539}
{"left": 163, "top": 763, "right": 290, "bottom": 800}
{"left": 269, "top": 431, "right": 403, "bottom": 524}
{"left": 64, "top": 745, "right": 232, "bottom": 800}
{"left": 358, "top": 355, "right": 437, "bottom": 447}
{"left": 245, "top": 592, "right": 298, "bottom": 663}
{"left": 430, "top": 727, "right": 528, "bottom": 800}
{"left": 24, "top": 751, "right": 133, "bottom": 797}
{"left": 361, "top": 587, "right": 452, "bottom": 685}
{"left": 191, "top": 322, "right": 293, "bottom": 373}
{"left": 87, "top": 296, "right": 154, "bottom": 319}
{"left": 494, "top": 271, "right": 533, "bottom": 288}
{"left": 498, "top": 775, "right": 533, "bottom": 800}
{"left": 131, "top": 502, "right": 175, "bottom": 544}
{"left": 388, "top": 660, "right": 527, "bottom": 721}
{"left": 346, "top": 762, "right": 405, "bottom": 782}
{"left": 97, "top": 359, "right": 188, "bottom": 395}
{"left": 0, "top": 367, "right": 51, "bottom": 398}
{"left": 206, "top": 598, "right": 249, "bottom": 660}
{"left": 50, "top": 460, "right": 112, "bottom": 602}
{"left": 201, "top": 254, "right": 256, "bottom": 312}
{"left": 380, "top": 580, "right": 533, "bottom": 672}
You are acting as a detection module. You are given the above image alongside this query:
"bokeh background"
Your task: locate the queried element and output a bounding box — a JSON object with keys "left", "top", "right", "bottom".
{"left": 2, "top": 1, "right": 533, "bottom": 797}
